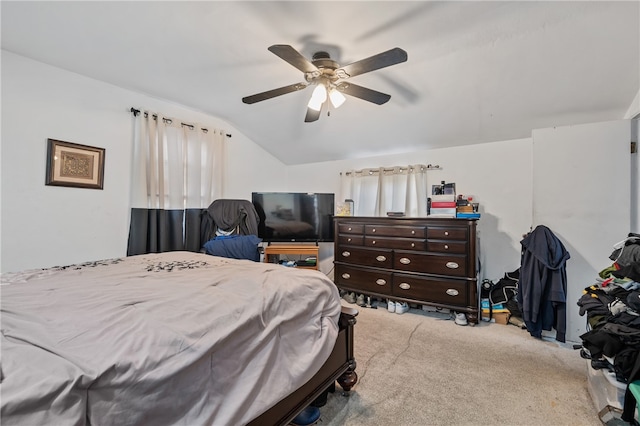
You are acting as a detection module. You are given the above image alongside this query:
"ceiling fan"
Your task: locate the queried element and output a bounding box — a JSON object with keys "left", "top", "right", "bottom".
{"left": 242, "top": 45, "right": 408, "bottom": 122}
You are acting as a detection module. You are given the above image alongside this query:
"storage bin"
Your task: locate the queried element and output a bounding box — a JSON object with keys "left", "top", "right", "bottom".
{"left": 586, "top": 360, "right": 625, "bottom": 412}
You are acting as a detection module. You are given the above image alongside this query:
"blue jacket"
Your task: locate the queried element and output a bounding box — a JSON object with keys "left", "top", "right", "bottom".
{"left": 517, "top": 225, "right": 570, "bottom": 342}
{"left": 203, "top": 235, "right": 262, "bottom": 262}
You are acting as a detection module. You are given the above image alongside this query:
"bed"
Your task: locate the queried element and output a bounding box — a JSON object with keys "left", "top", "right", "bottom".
{"left": 0, "top": 251, "right": 357, "bottom": 425}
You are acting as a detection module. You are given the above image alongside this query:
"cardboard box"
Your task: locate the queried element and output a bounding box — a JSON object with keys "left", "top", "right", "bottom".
{"left": 482, "top": 310, "right": 510, "bottom": 324}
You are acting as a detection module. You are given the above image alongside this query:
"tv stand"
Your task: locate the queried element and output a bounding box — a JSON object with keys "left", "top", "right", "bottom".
{"left": 264, "top": 244, "right": 319, "bottom": 270}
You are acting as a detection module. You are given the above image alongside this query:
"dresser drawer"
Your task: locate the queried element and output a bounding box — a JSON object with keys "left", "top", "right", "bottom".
{"left": 427, "top": 227, "right": 468, "bottom": 241}
{"left": 365, "top": 225, "right": 425, "bottom": 238}
{"left": 338, "top": 234, "right": 364, "bottom": 246}
{"left": 338, "top": 223, "right": 364, "bottom": 234}
{"left": 335, "top": 264, "right": 392, "bottom": 295}
{"left": 392, "top": 274, "right": 469, "bottom": 306}
{"left": 393, "top": 251, "right": 468, "bottom": 277}
{"left": 333, "top": 216, "right": 479, "bottom": 323}
{"left": 427, "top": 240, "right": 467, "bottom": 254}
{"left": 364, "top": 236, "right": 426, "bottom": 251}
{"left": 335, "top": 246, "right": 393, "bottom": 268}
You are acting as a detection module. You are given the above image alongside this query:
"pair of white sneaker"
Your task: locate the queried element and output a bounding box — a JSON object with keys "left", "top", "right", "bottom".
{"left": 387, "top": 300, "right": 409, "bottom": 314}
{"left": 454, "top": 312, "right": 468, "bottom": 326}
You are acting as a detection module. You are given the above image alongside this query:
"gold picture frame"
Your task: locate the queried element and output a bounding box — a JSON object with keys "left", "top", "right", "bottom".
{"left": 45, "top": 139, "right": 105, "bottom": 189}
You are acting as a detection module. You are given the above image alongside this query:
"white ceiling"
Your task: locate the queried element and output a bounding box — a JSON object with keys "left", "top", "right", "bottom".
{"left": 2, "top": 1, "right": 639, "bottom": 165}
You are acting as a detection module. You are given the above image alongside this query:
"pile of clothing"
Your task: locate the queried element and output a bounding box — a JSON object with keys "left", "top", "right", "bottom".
{"left": 577, "top": 233, "right": 640, "bottom": 423}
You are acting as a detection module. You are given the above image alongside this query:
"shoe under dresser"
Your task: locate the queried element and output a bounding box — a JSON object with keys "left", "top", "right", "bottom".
{"left": 333, "top": 216, "right": 480, "bottom": 324}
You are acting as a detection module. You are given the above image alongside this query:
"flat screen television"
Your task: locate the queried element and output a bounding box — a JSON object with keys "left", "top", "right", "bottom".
{"left": 251, "top": 192, "right": 335, "bottom": 242}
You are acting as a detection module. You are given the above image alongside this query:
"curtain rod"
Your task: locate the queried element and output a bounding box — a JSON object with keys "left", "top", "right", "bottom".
{"left": 130, "top": 108, "right": 232, "bottom": 138}
{"left": 341, "top": 164, "right": 442, "bottom": 176}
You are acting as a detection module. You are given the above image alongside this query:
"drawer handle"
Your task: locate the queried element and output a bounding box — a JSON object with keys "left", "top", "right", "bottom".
{"left": 347, "top": 238, "right": 352, "bottom": 242}
{"left": 444, "top": 231, "right": 449, "bottom": 236}
{"left": 411, "top": 242, "right": 415, "bottom": 248}
{"left": 446, "top": 288, "right": 459, "bottom": 296}
{"left": 446, "top": 261, "right": 459, "bottom": 269}
{"left": 411, "top": 230, "right": 415, "bottom": 235}
{"left": 399, "top": 257, "right": 411, "bottom": 265}
{"left": 376, "top": 278, "right": 387, "bottom": 286}
{"left": 342, "top": 251, "right": 351, "bottom": 257}
{"left": 342, "top": 273, "right": 351, "bottom": 279}
{"left": 444, "top": 244, "right": 449, "bottom": 250}
{"left": 376, "top": 255, "right": 387, "bottom": 262}
{"left": 372, "top": 240, "right": 376, "bottom": 245}
{"left": 372, "top": 228, "right": 376, "bottom": 233}
{"left": 348, "top": 227, "right": 352, "bottom": 231}
{"left": 399, "top": 282, "right": 411, "bottom": 290}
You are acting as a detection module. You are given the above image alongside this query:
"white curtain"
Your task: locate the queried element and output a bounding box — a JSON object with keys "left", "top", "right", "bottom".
{"left": 128, "top": 109, "right": 226, "bottom": 255}
{"left": 130, "top": 110, "right": 225, "bottom": 210}
{"left": 340, "top": 165, "right": 428, "bottom": 217}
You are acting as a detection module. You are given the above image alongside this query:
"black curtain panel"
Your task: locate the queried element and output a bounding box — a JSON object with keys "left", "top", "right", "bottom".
{"left": 127, "top": 208, "right": 186, "bottom": 256}
{"left": 184, "top": 208, "right": 206, "bottom": 253}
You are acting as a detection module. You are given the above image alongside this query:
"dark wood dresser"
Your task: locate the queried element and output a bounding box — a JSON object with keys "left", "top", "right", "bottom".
{"left": 333, "top": 216, "right": 480, "bottom": 324}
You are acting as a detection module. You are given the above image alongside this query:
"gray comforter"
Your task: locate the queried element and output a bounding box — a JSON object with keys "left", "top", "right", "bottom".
{"left": 1, "top": 252, "right": 341, "bottom": 425}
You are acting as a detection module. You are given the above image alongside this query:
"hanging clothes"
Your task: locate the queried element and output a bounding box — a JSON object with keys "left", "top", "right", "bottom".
{"left": 199, "top": 199, "right": 262, "bottom": 261}
{"left": 200, "top": 199, "right": 260, "bottom": 244}
{"left": 517, "top": 225, "right": 571, "bottom": 342}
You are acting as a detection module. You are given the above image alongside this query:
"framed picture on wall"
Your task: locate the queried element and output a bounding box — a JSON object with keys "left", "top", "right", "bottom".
{"left": 45, "top": 139, "right": 105, "bottom": 189}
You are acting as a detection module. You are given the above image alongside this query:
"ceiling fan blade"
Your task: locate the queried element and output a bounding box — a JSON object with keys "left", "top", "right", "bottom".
{"left": 268, "top": 45, "right": 319, "bottom": 74}
{"left": 336, "top": 82, "right": 391, "bottom": 105}
{"left": 304, "top": 106, "right": 322, "bottom": 123}
{"left": 242, "top": 82, "right": 308, "bottom": 104}
{"left": 336, "top": 47, "right": 408, "bottom": 79}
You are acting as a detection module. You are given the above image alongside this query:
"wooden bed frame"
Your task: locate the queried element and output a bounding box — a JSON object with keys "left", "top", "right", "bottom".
{"left": 248, "top": 306, "right": 358, "bottom": 426}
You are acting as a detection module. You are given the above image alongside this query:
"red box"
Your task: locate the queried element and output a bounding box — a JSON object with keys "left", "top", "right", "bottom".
{"left": 431, "top": 201, "right": 456, "bottom": 208}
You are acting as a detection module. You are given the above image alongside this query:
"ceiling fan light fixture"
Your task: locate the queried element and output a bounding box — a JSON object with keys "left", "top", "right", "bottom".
{"left": 308, "top": 84, "right": 327, "bottom": 111}
{"left": 329, "top": 89, "right": 346, "bottom": 108}
{"left": 308, "top": 97, "right": 324, "bottom": 111}
{"left": 310, "top": 83, "right": 327, "bottom": 102}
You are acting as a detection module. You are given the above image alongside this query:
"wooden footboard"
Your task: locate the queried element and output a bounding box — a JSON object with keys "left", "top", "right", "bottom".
{"left": 247, "top": 306, "right": 358, "bottom": 426}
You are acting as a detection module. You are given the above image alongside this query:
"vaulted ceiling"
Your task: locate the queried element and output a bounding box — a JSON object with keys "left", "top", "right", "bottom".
{"left": 2, "top": 1, "right": 638, "bottom": 165}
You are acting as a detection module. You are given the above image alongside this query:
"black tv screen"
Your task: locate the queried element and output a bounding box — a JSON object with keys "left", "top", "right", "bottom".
{"left": 251, "top": 192, "right": 335, "bottom": 242}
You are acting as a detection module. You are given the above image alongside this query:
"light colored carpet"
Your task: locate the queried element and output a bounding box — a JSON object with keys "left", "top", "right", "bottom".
{"left": 318, "top": 303, "right": 601, "bottom": 426}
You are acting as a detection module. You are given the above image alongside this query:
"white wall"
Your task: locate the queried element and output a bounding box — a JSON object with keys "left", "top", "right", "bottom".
{"left": 2, "top": 52, "right": 637, "bottom": 344}
{"left": 288, "top": 121, "right": 635, "bottom": 342}
{"left": 632, "top": 119, "right": 639, "bottom": 233}
{"left": 0, "top": 50, "right": 535, "bottom": 282}
{"left": 287, "top": 139, "right": 534, "bottom": 281}
{"left": 224, "top": 131, "right": 287, "bottom": 200}
{"left": 532, "top": 120, "right": 631, "bottom": 342}
{"left": 1, "top": 51, "right": 284, "bottom": 272}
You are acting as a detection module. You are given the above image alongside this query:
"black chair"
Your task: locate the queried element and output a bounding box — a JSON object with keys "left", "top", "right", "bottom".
{"left": 200, "top": 199, "right": 262, "bottom": 261}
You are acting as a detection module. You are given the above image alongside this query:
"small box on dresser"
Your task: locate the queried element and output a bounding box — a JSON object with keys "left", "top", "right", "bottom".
{"left": 333, "top": 216, "right": 480, "bottom": 324}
